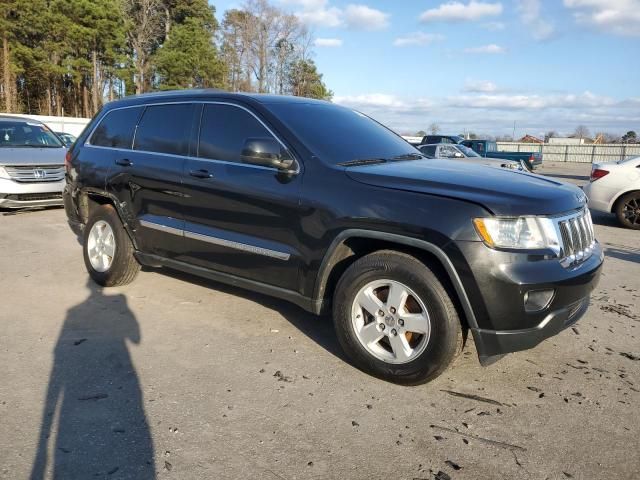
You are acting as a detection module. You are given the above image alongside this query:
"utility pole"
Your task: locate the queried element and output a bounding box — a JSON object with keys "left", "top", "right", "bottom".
{"left": 512, "top": 120, "right": 516, "bottom": 141}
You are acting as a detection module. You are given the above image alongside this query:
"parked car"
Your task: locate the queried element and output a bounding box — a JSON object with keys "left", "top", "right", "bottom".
{"left": 583, "top": 156, "right": 640, "bottom": 229}
{"left": 418, "top": 143, "right": 524, "bottom": 171}
{"left": 64, "top": 91, "right": 602, "bottom": 384}
{"left": 420, "top": 134, "right": 463, "bottom": 145}
{"left": 55, "top": 131, "right": 77, "bottom": 147}
{"left": 0, "top": 115, "right": 67, "bottom": 208}
{"left": 461, "top": 139, "right": 542, "bottom": 171}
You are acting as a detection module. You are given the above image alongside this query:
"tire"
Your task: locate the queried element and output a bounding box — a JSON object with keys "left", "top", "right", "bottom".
{"left": 615, "top": 192, "right": 640, "bottom": 230}
{"left": 332, "top": 250, "right": 462, "bottom": 385}
{"left": 83, "top": 204, "right": 140, "bottom": 286}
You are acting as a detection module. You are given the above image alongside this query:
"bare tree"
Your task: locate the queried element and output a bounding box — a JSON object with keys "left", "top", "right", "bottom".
{"left": 573, "top": 125, "right": 590, "bottom": 140}
{"left": 428, "top": 123, "right": 440, "bottom": 135}
{"left": 544, "top": 130, "right": 557, "bottom": 142}
{"left": 221, "top": 0, "right": 313, "bottom": 94}
{"left": 123, "top": 0, "right": 165, "bottom": 94}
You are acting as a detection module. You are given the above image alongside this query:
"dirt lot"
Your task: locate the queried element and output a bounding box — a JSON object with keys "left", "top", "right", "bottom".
{"left": 1, "top": 163, "right": 638, "bottom": 480}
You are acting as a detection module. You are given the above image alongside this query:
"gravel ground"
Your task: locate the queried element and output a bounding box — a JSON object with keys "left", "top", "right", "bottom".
{"left": 0, "top": 163, "right": 638, "bottom": 480}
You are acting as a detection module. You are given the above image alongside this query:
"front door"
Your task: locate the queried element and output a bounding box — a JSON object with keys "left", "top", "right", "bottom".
{"left": 179, "top": 103, "right": 304, "bottom": 292}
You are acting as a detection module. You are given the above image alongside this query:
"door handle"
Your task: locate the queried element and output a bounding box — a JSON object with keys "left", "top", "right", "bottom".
{"left": 189, "top": 169, "right": 213, "bottom": 179}
{"left": 115, "top": 158, "right": 133, "bottom": 167}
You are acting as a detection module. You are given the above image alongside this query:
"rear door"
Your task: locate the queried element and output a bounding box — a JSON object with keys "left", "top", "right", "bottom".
{"left": 107, "top": 103, "right": 197, "bottom": 259}
{"left": 179, "top": 102, "right": 304, "bottom": 291}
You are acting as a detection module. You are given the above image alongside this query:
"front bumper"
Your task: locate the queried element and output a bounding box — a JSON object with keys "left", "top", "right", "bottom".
{"left": 0, "top": 177, "right": 64, "bottom": 208}
{"left": 454, "top": 240, "right": 603, "bottom": 364}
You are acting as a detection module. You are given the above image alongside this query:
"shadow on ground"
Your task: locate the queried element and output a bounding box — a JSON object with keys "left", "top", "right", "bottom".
{"left": 604, "top": 243, "right": 640, "bottom": 265}
{"left": 30, "top": 280, "right": 155, "bottom": 479}
{"left": 160, "top": 268, "right": 347, "bottom": 363}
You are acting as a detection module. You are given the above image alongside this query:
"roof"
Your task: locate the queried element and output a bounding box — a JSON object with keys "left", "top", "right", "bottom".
{"left": 0, "top": 115, "right": 43, "bottom": 124}
{"left": 518, "top": 134, "right": 544, "bottom": 144}
{"left": 108, "top": 89, "right": 331, "bottom": 108}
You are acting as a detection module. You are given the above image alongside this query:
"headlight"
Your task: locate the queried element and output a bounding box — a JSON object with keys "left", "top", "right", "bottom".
{"left": 0, "top": 167, "right": 9, "bottom": 179}
{"left": 473, "top": 216, "right": 560, "bottom": 251}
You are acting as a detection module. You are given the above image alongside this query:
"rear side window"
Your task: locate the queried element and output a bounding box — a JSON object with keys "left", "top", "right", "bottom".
{"left": 198, "top": 104, "right": 274, "bottom": 163}
{"left": 91, "top": 107, "right": 142, "bottom": 149}
{"left": 134, "top": 104, "right": 195, "bottom": 156}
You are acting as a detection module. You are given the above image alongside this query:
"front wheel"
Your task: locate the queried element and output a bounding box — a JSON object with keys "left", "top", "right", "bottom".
{"left": 83, "top": 204, "right": 140, "bottom": 286}
{"left": 615, "top": 192, "right": 640, "bottom": 230}
{"left": 333, "top": 251, "right": 462, "bottom": 385}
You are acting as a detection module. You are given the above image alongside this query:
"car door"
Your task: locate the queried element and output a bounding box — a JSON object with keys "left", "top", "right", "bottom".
{"left": 107, "top": 103, "right": 198, "bottom": 259}
{"left": 179, "top": 102, "right": 303, "bottom": 291}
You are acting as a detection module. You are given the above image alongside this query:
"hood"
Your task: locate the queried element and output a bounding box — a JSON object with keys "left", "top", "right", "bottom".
{"left": 345, "top": 159, "right": 585, "bottom": 216}
{"left": 0, "top": 147, "right": 67, "bottom": 166}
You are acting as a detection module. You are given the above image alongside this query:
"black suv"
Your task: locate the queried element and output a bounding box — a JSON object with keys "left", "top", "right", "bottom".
{"left": 64, "top": 90, "right": 603, "bottom": 384}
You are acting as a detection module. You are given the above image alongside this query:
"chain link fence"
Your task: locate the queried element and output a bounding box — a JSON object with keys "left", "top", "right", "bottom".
{"left": 497, "top": 142, "right": 640, "bottom": 164}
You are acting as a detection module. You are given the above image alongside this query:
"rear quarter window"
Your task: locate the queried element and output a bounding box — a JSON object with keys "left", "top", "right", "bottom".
{"left": 90, "top": 107, "right": 143, "bottom": 149}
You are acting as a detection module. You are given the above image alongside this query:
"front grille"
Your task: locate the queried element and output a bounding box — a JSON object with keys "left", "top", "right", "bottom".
{"left": 3, "top": 165, "right": 65, "bottom": 183}
{"left": 556, "top": 209, "right": 596, "bottom": 268}
{"left": 5, "top": 192, "right": 63, "bottom": 202}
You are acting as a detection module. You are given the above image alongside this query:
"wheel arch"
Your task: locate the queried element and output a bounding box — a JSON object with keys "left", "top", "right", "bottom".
{"left": 77, "top": 188, "right": 139, "bottom": 250}
{"left": 610, "top": 188, "right": 640, "bottom": 213}
{"left": 314, "top": 230, "right": 479, "bottom": 331}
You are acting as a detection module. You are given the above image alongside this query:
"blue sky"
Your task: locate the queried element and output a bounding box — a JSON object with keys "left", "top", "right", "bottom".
{"left": 211, "top": 0, "right": 640, "bottom": 137}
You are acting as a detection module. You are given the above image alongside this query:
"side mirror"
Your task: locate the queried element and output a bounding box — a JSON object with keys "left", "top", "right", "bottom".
{"left": 241, "top": 137, "right": 295, "bottom": 171}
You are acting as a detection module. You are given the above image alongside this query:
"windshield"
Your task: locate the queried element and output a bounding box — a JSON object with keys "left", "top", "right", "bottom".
{"left": 0, "top": 120, "right": 64, "bottom": 148}
{"left": 457, "top": 145, "right": 480, "bottom": 157}
{"left": 265, "top": 102, "right": 418, "bottom": 165}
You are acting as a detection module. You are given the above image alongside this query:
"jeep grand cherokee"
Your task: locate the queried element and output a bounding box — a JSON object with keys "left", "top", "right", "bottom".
{"left": 63, "top": 90, "right": 603, "bottom": 384}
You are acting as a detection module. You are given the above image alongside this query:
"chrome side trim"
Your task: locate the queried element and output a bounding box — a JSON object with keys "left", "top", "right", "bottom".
{"left": 138, "top": 218, "right": 290, "bottom": 261}
{"left": 184, "top": 230, "right": 291, "bottom": 261}
{"left": 139, "top": 219, "right": 183, "bottom": 237}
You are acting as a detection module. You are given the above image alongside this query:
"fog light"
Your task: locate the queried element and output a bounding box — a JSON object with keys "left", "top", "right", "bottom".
{"left": 524, "top": 289, "right": 555, "bottom": 312}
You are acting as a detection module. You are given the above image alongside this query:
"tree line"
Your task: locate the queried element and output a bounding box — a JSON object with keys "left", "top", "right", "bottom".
{"left": 0, "top": 0, "right": 332, "bottom": 118}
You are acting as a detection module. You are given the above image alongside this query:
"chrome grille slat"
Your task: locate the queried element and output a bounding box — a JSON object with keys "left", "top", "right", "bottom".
{"left": 3, "top": 165, "right": 65, "bottom": 183}
{"left": 556, "top": 208, "right": 596, "bottom": 268}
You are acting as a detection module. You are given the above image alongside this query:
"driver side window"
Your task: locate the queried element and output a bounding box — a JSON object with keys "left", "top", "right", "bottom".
{"left": 199, "top": 104, "right": 277, "bottom": 163}
{"left": 440, "top": 145, "right": 458, "bottom": 158}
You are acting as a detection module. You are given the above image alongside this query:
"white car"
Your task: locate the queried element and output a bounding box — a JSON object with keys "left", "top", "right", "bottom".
{"left": 583, "top": 156, "right": 640, "bottom": 229}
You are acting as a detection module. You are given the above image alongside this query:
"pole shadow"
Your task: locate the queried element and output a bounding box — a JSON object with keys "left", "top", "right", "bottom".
{"left": 30, "top": 280, "right": 155, "bottom": 479}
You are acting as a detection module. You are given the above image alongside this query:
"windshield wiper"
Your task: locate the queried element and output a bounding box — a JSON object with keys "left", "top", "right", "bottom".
{"left": 337, "top": 158, "right": 388, "bottom": 167}
{"left": 391, "top": 153, "right": 425, "bottom": 161}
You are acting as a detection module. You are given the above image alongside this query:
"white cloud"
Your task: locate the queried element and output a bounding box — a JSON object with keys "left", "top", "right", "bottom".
{"left": 463, "top": 79, "right": 499, "bottom": 93}
{"left": 517, "top": 0, "right": 555, "bottom": 40}
{"left": 393, "top": 32, "right": 445, "bottom": 47}
{"left": 314, "top": 37, "right": 343, "bottom": 47}
{"left": 564, "top": 0, "right": 640, "bottom": 37}
{"left": 293, "top": 0, "right": 342, "bottom": 27}
{"left": 464, "top": 44, "right": 506, "bottom": 54}
{"left": 285, "top": 1, "right": 388, "bottom": 30}
{"left": 449, "top": 91, "right": 617, "bottom": 109}
{"left": 344, "top": 4, "right": 389, "bottom": 30}
{"left": 332, "top": 90, "right": 638, "bottom": 137}
{"left": 420, "top": 1, "right": 503, "bottom": 22}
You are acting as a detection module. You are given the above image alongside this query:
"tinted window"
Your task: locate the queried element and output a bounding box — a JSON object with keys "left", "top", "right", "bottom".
{"left": 266, "top": 103, "right": 417, "bottom": 165}
{"left": 91, "top": 107, "right": 142, "bottom": 149}
{"left": 198, "top": 104, "right": 274, "bottom": 162}
{"left": 134, "top": 104, "right": 194, "bottom": 156}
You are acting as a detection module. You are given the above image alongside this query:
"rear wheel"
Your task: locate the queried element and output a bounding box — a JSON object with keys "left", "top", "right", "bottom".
{"left": 333, "top": 250, "right": 462, "bottom": 385}
{"left": 83, "top": 204, "right": 140, "bottom": 286}
{"left": 615, "top": 192, "right": 640, "bottom": 230}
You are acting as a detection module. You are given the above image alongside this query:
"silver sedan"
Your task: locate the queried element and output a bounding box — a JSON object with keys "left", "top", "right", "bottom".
{"left": 0, "top": 116, "right": 67, "bottom": 209}
{"left": 418, "top": 143, "right": 526, "bottom": 171}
